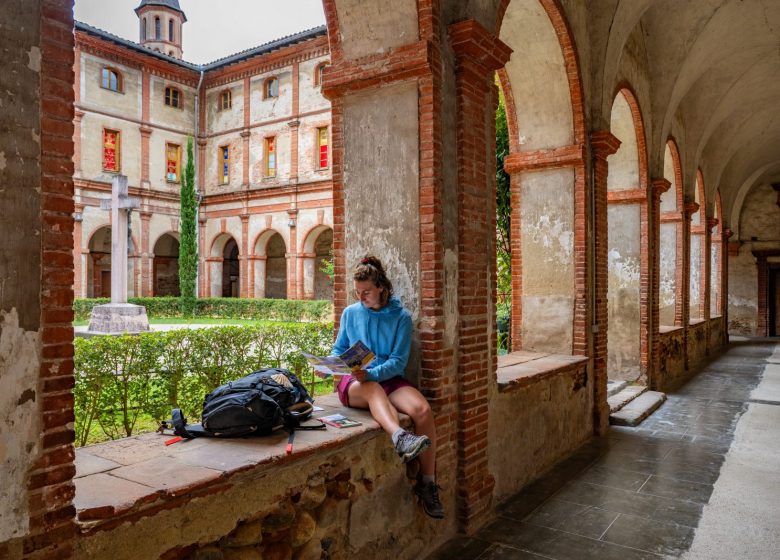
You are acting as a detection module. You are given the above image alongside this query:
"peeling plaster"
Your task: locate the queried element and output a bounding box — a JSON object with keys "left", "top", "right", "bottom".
{"left": 0, "top": 308, "right": 41, "bottom": 541}
{"left": 27, "top": 46, "right": 41, "bottom": 72}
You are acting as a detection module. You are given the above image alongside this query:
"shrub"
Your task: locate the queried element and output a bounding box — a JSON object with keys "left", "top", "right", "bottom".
{"left": 74, "top": 297, "right": 333, "bottom": 323}
{"left": 73, "top": 323, "right": 333, "bottom": 447}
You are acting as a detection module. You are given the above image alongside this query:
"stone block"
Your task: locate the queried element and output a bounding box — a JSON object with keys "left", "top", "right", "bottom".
{"left": 86, "top": 303, "right": 150, "bottom": 334}
{"left": 292, "top": 538, "right": 322, "bottom": 560}
{"left": 291, "top": 511, "right": 316, "bottom": 548}
{"left": 222, "top": 547, "right": 262, "bottom": 560}
{"left": 610, "top": 391, "right": 666, "bottom": 426}
{"left": 263, "top": 543, "right": 292, "bottom": 560}
{"left": 224, "top": 520, "right": 263, "bottom": 547}
{"left": 298, "top": 483, "right": 326, "bottom": 510}
{"left": 262, "top": 501, "right": 296, "bottom": 531}
{"left": 187, "top": 547, "right": 224, "bottom": 560}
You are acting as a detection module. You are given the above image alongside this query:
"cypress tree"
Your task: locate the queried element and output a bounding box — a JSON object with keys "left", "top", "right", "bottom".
{"left": 179, "top": 137, "right": 197, "bottom": 315}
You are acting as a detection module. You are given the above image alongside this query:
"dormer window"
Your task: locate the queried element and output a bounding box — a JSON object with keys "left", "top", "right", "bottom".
{"left": 314, "top": 62, "right": 327, "bottom": 86}
{"left": 264, "top": 77, "right": 279, "bottom": 99}
{"left": 165, "top": 87, "right": 181, "bottom": 108}
{"left": 219, "top": 90, "right": 232, "bottom": 111}
{"left": 101, "top": 67, "right": 123, "bottom": 92}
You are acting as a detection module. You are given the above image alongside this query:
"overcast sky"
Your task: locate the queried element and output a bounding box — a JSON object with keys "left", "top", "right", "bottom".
{"left": 74, "top": 0, "right": 327, "bottom": 64}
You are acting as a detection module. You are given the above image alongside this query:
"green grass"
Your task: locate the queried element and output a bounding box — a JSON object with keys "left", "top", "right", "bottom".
{"left": 73, "top": 317, "right": 294, "bottom": 327}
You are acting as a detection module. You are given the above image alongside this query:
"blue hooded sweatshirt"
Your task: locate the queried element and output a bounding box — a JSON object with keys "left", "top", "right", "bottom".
{"left": 331, "top": 296, "right": 412, "bottom": 383}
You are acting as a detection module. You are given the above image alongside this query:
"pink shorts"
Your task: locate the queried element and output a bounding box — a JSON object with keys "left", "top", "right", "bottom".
{"left": 337, "top": 374, "right": 416, "bottom": 407}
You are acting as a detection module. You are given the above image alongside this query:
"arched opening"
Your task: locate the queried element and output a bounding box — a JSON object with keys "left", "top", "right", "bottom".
{"left": 222, "top": 238, "right": 240, "bottom": 298}
{"left": 154, "top": 16, "right": 161, "bottom": 40}
{"left": 302, "top": 226, "right": 333, "bottom": 301}
{"left": 86, "top": 225, "right": 138, "bottom": 298}
{"left": 153, "top": 233, "right": 180, "bottom": 296}
{"left": 690, "top": 171, "right": 706, "bottom": 321}
{"left": 660, "top": 140, "right": 684, "bottom": 327}
{"left": 606, "top": 88, "right": 649, "bottom": 383}
{"left": 497, "top": 0, "right": 585, "bottom": 356}
{"left": 265, "top": 233, "right": 287, "bottom": 299}
{"left": 208, "top": 234, "right": 239, "bottom": 298}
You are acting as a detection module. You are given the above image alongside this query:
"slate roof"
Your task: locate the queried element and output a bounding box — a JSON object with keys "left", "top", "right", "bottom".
{"left": 74, "top": 21, "right": 328, "bottom": 72}
{"left": 135, "top": 0, "right": 186, "bottom": 22}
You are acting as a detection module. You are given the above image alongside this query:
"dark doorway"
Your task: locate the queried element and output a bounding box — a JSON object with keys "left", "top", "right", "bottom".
{"left": 222, "top": 239, "right": 240, "bottom": 297}
{"left": 769, "top": 266, "right": 780, "bottom": 336}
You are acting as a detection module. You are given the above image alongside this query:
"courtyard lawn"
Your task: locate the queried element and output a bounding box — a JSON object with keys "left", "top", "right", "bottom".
{"left": 73, "top": 317, "right": 285, "bottom": 327}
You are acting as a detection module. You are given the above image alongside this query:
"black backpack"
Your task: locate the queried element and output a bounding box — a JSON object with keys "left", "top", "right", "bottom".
{"left": 171, "top": 368, "right": 325, "bottom": 438}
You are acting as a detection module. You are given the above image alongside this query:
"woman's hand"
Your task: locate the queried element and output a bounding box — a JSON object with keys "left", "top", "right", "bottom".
{"left": 352, "top": 369, "right": 369, "bottom": 383}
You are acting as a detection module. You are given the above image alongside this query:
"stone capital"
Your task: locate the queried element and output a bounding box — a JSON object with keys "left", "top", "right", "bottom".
{"left": 724, "top": 228, "right": 734, "bottom": 240}
{"left": 240, "top": 129, "right": 251, "bottom": 138}
{"left": 590, "top": 131, "right": 621, "bottom": 159}
{"left": 684, "top": 201, "right": 700, "bottom": 220}
{"left": 287, "top": 120, "right": 301, "bottom": 129}
{"left": 140, "top": 125, "right": 153, "bottom": 137}
{"left": 706, "top": 217, "right": 719, "bottom": 232}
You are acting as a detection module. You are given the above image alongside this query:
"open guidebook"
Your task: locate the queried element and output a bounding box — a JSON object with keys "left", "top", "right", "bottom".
{"left": 302, "top": 340, "right": 375, "bottom": 377}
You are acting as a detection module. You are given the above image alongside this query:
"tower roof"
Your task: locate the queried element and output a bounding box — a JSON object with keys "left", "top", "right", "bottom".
{"left": 135, "top": 0, "right": 187, "bottom": 22}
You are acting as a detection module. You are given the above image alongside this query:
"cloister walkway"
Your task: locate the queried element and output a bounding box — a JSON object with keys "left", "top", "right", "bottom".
{"left": 429, "top": 340, "right": 780, "bottom": 560}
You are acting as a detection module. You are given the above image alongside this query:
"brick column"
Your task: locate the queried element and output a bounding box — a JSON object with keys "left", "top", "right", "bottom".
{"left": 590, "top": 130, "right": 621, "bottom": 436}
{"left": 682, "top": 201, "right": 698, "bottom": 368}
{"left": 287, "top": 210, "right": 298, "bottom": 300}
{"left": 140, "top": 126, "right": 152, "bottom": 189}
{"left": 73, "top": 110, "right": 84, "bottom": 174}
{"left": 197, "top": 138, "right": 207, "bottom": 196}
{"left": 450, "top": 19, "right": 511, "bottom": 531}
{"left": 140, "top": 212, "right": 152, "bottom": 296}
{"left": 755, "top": 252, "right": 769, "bottom": 337}
{"left": 73, "top": 204, "right": 84, "bottom": 298}
{"left": 240, "top": 214, "right": 249, "bottom": 298}
{"left": 198, "top": 215, "right": 207, "bottom": 297}
{"left": 722, "top": 228, "right": 733, "bottom": 343}
{"left": 651, "top": 178, "right": 671, "bottom": 389}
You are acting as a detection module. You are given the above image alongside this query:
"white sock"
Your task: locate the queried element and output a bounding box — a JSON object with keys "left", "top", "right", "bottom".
{"left": 391, "top": 428, "right": 405, "bottom": 446}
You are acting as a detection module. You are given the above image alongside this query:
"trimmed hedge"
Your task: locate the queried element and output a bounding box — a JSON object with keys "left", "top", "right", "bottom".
{"left": 74, "top": 297, "right": 334, "bottom": 323}
{"left": 74, "top": 323, "right": 333, "bottom": 447}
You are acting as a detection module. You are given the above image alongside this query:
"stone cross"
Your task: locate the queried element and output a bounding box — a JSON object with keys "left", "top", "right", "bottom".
{"left": 100, "top": 175, "right": 140, "bottom": 304}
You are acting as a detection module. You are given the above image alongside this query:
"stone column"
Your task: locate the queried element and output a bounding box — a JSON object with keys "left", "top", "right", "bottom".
{"left": 252, "top": 255, "right": 267, "bottom": 299}
{"left": 651, "top": 178, "right": 671, "bottom": 389}
{"left": 590, "top": 130, "right": 621, "bottom": 435}
{"left": 302, "top": 252, "right": 317, "bottom": 299}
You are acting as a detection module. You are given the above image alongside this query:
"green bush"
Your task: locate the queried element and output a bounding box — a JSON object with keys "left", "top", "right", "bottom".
{"left": 73, "top": 323, "right": 334, "bottom": 447}
{"left": 74, "top": 297, "right": 333, "bottom": 323}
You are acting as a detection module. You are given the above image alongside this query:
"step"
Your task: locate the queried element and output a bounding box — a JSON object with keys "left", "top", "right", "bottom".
{"left": 607, "top": 379, "right": 628, "bottom": 398}
{"left": 609, "top": 391, "right": 667, "bottom": 426}
{"left": 607, "top": 385, "right": 646, "bottom": 413}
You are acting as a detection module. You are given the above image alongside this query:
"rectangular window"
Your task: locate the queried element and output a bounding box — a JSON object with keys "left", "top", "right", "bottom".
{"left": 220, "top": 146, "right": 230, "bottom": 185}
{"left": 264, "top": 137, "right": 276, "bottom": 178}
{"left": 102, "top": 129, "right": 120, "bottom": 172}
{"left": 166, "top": 143, "right": 181, "bottom": 182}
{"left": 317, "top": 127, "right": 329, "bottom": 169}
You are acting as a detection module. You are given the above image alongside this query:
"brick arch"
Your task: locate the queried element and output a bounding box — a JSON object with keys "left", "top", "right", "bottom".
{"left": 665, "top": 137, "right": 685, "bottom": 211}
{"left": 209, "top": 232, "right": 238, "bottom": 258}
{"left": 660, "top": 137, "right": 687, "bottom": 328}
{"left": 151, "top": 230, "right": 180, "bottom": 254}
{"left": 252, "top": 228, "right": 286, "bottom": 257}
{"left": 301, "top": 224, "right": 332, "bottom": 254}
{"left": 610, "top": 84, "right": 650, "bottom": 192}
{"left": 690, "top": 169, "right": 708, "bottom": 321}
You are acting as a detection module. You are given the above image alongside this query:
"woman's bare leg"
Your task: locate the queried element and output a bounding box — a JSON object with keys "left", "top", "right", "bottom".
{"left": 347, "top": 380, "right": 401, "bottom": 435}
{"left": 388, "top": 387, "right": 436, "bottom": 477}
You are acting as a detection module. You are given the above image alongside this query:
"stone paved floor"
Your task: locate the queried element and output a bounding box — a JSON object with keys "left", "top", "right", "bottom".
{"left": 428, "top": 339, "right": 777, "bottom": 560}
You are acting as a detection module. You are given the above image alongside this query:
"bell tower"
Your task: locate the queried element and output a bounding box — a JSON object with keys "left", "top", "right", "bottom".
{"left": 135, "top": 0, "right": 187, "bottom": 59}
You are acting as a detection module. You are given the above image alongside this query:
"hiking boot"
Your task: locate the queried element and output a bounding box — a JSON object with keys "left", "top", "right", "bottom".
{"left": 414, "top": 480, "right": 444, "bottom": 519}
{"left": 394, "top": 431, "right": 431, "bottom": 463}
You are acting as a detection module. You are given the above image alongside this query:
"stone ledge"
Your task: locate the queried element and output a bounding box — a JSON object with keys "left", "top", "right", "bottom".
{"left": 659, "top": 325, "right": 684, "bottom": 334}
{"left": 497, "top": 351, "right": 589, "bottom": 393}
{"left": 73, "top": 392, "right": 407, "bottom": 532}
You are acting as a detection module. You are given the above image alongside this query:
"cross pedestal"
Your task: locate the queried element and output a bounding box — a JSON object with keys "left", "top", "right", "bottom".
{"left": 87, "top": 175, "right": 151, "bottom": 335}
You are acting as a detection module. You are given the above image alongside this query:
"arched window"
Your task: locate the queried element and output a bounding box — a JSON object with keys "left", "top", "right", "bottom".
{"left": 141, "top": 17, "right": 146, "bottom": 41}
{"left": 314, "top": 62, "right": 327, "bottom": 86}
{"left": 155, "top": 17, "right": 161, "bottom": 40}
{"left": 264, "top": 77, "right": 279, "bottom": 99}
{"left": 168, "top": 19, "right": 174, "bottom": 42}
{"left": 219, "top": 90, "right": 232, "bottom": 110}
{"left": 164, "top": 87, "right": 181, "bottom": 108}
{"left": 100, "top": 67, "right": 122, "bottom": 92}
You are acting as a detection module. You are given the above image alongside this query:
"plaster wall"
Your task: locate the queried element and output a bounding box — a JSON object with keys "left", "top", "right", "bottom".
{"left": 688, "top": 320, "right": 708, "bottom": 370}
{"left": 607, "top": 92, "right": 639, "bottom": 191}
{"left": 690, "top": 234, "right": 702, "bottom": 320}
{"left": 728, "top": 244, "right": 758, "bottom": 335}
{"left": 149, "top": 75, "right": 196, "bottom": 131}
{"left": 499, "top": 0, "right": 573, "bottom": 151}
{"left": 250, "top": 70, "right": 293, "bottom": 123}
{"left": 148, "top": 128, "right": 190, "bottom": 193}
{"left": 659, "top": 222, "right": 677, "bottom": 325}
{"left": 740, "top": 183, "right": 780, "bottom": 240}
{"left": 520, "top": 168, "right": 575, "bottom": 354}
{"left": 335, "top": 0, "right": 419, "bottom": 60}
{"left": 489, "top": 366, "right": 593, "bottom": 502}
{"left": 250, "top": 126, "right": 291, "bottom": 186}
{"left": 0, "top": 0, "right": 43, "bottom": 541}
{"left": 80, "top": 114, "right": 142, "bottom": 187}
{"left": 298, "top": 56, "right": 331, "bottom": 114}
{"left": 205, "top": 80, "right": 244, "bottom": 134}
{"left": 204, "top": 134, "right": 242, "bottom": 191}
{"left": 607, "top": 203, "right": 641, "bottom": 381}
{"left": 342, "top": 82, "right": 420, "bottom": 319}
{"left": 661, "top": 144, "right": 678, "bottom": 212}
{"left": 298, "top": 115, "right": 331, "bottom": 183}
{"left": 81, "top": 53, "right": 141, "bottom": 119}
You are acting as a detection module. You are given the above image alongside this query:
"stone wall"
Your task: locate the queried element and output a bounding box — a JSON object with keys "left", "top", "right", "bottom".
{"left": 655, "top": 328, "right": 686, "bottom": 391}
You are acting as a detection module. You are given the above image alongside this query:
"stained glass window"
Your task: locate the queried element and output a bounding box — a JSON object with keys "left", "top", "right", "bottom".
{"left": 265, "top": 137, "right": 276, "bottom": 177}
{"left": 220, "top": 146, "right": 230, "bottom": 185}
{"left": 103, "top": 129, "right": 120, "bottom": 172}
{"left": 318, "top": 127, "right": 329, "bottom": 169}
{"left": 166, "top": 143, "right": 181, "bottom": 182}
